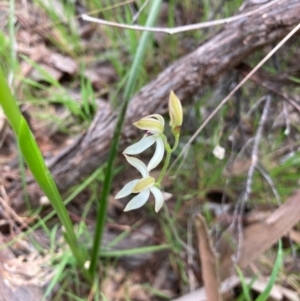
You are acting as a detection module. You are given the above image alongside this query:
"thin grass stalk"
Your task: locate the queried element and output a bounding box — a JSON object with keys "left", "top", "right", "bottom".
{"left": 88, "top": 0, "right": 163, "bottom": 279}
{"left": 0, "top": 68, "right": 90, "bottom": 280}
{"left": 255, "top": 240, "right": 282, "bottom": 301}
{"left": 235, "top": 266, "right": 252, "bottom": 301}
{"left": 8, "top": 0, "right": 31, "bottom": 210}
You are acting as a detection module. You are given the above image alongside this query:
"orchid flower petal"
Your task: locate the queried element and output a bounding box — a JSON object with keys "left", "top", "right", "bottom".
{"left": 147, "top": 137, "right": 165, "bottom": 171}
{"left": 146, "top": 114, "right": 165, "bottom": 127}
{"left": 132, "top": 176, "right": 155, "bottom": 193}
{"left": 150, "top": 186, "right": 164, "bottom": 212}
{"left": 124, "top": 155, "right": 148, "bottom": 178}
{"left": 115, "top": 179, "right": 139, "bottom": 199}
{"left": 123, "top": 135, "right": 156, "bottom": 155}
{"left": 124, "top": 189, "right": 150, "bottom": 211}
{"left": 134, "top": 118, "right": 164, "bottom": 134}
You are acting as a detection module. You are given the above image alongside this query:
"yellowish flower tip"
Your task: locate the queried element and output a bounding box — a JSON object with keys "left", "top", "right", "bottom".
{"left": 132, "top": 176, "right": 155, "bottom": 193}
{"left": 133, "top": 117, "right": 164, "bottom": 134}
{"left": 169, "top": 91, "right": 183, "bottom": 129}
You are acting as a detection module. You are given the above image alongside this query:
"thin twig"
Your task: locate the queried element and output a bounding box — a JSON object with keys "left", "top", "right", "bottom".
{"left": 227, "top": 93, "right": 281, "bottom": 205}
{"left": 82, "top": 0, "right": 280, "bottom": 35}
{"left": 0, "top": 186, "right": 30, "bottom": 233}
{"left": 187, "top": 213, "right": 197, "bottom": 291}
{"left": 235, "top": 95, "right": 272, "bottom": 261}
{"left": 237, "top": 64, "right": 300, "bottom": 114}
{"left": 255, "top": 164, "right": 281, "bottom": 205}
{"left": 271, "top": 50, "right": 298, "bottom": 272}
{"left": 132, "top": 0, "right": 150, "bottom": 24}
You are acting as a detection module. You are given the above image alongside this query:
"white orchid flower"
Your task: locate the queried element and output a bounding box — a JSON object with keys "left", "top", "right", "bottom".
{"left": 115, "top": 155, "right": 164, "bottom": 212}
{"left": 123, "top": 114, "right": 165, "bottom": 171}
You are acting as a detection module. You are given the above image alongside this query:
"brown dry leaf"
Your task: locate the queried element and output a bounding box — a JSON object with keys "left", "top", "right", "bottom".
{"left": 12, "top": 0, "right": 75, "bottom": 53}
{"left": 44, "top": 52, "right": 77, "bottom": 75}
{"left": 30, "top": 63, "right": 62, "bottom": 82}
{"left": 238, "top": 189, "right": 300, "bottom": 268}
{"left": 18, "top": 45, "right": 77, "bottom": 83}
{"left": 0, "top": 234, "right": 52, "bottom": 301}
{"left": 218, "top": 189, "right": 300, "bottom": 280}
{"left": 174, "top": 190, "right": 300, "bottom": 301}
{"left": 102, "top": 267, "right": 150, "bottom": 301}
{"left": 288, "top": 229, "right": 300, "bottom": 244}
{"left": 101, "top": 267, "right": 126, "bottom": 301}
{"left": 242, "top": 277, "right": 300, "bottom": 301}
{"left": 195, "top": 214, "right": 221, "bottom": 301}
{"left": 152, "top": 261, "right": 175, "bottom": 297}
{"left": 84, "top": 61, "right": 117, "bottom": 89}
{"left": 172, "top": 275, "right": 239, "bottom": 301}
{"left": 127, "top": 284, "right": 150, "bottom": 301}
{"left": 223, "top": 157, "right": 252, "bottom": 176}
{"left": 17, "top": 44, "right": 48, "bottom": 88}
{"left": 244, "top": 209, "right": 273, "bottom": 225}
{"left": 172, "top": 275, "right": 300, "bottom": 301}
{"left": 17, "top": 29, "right": 42, "bottom": 45}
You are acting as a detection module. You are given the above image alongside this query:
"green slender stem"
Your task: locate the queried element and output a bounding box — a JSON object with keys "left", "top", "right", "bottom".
{"left": 171, "top": 131, "right": 180, "bottom": 152}
{"left": 88, "top": 0, "right": 162, "bottom": 280}
{"left": 155, "top": 135, "right": 170, "bottom": 185}
{"left": 157, "top": 149, "right": 171, "bottom": 185}
{"left": 156, "top": 131, "right": 180, "bottom": 185}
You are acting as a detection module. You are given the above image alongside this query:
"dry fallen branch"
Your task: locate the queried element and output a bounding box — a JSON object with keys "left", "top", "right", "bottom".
{"left": 7, "top": 0, "right": 300, "bottom": 211}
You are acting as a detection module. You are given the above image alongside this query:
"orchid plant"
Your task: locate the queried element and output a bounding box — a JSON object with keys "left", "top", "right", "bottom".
{"left": 115, "top": 91, "right": 183, "bottom": 212}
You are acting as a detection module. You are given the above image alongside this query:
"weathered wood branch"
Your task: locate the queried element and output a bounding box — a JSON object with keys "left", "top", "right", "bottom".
{"left": 9, "top": 0, "right": 300, "bottom": 210}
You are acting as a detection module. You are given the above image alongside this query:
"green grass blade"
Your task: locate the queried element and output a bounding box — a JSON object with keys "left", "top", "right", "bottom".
{"left": 236, "top": 265, "right": 253, "bottom": 301}
{"left": 99, "top": 244, "right": 170, "bottom": 257}
{"left": 100, "top": 293, "right": 109, "bottom": 301}
{"left": 255, "top": 240, "right": 282, "bottom": 301}
{"left": 43, "top": 254, "right": 70, "bottom": 300}
{"left": 88, "top": 0, "right": 163, "bottom": 279}
{"left": 288, "top": 76, "right": 300, "bottom": 84}
{"left": 0, "top": 68, "right": 89, "bottom": 279}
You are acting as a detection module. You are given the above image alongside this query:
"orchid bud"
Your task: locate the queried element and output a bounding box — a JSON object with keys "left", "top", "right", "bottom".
{"left": 169, "top": 91, "right": 183, "bottom": 129}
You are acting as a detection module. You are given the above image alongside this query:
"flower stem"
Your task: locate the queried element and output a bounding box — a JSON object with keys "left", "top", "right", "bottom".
{"left": 171, "top": 131, "right": 180, "bottom": 152}
{"left": 156, "top": 131, "right": 180, "bottom": 185}
{"left": 157, "top": 148, "right": 171, "bottom": 185}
